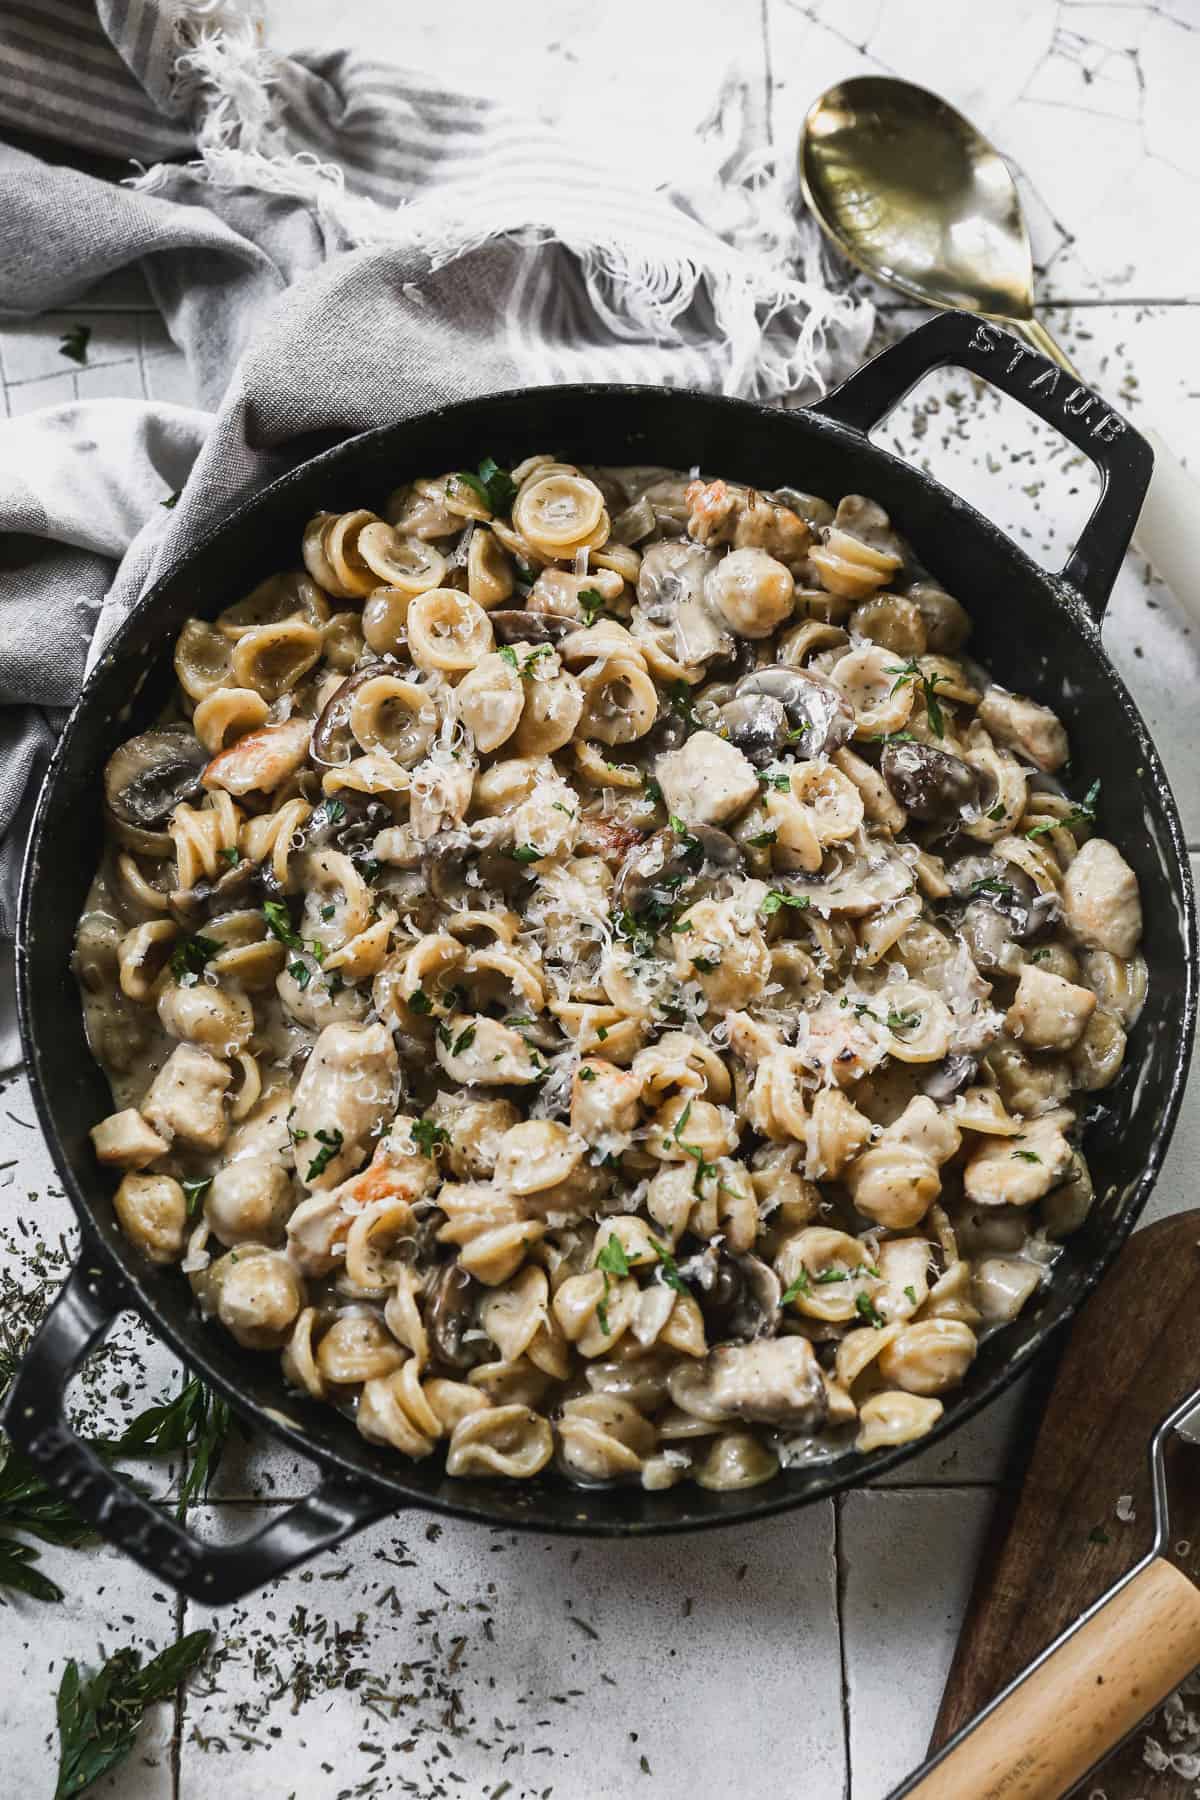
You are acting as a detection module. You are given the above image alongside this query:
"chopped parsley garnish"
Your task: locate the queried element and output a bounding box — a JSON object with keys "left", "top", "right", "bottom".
{"left": 508, "top": 843, "right": 542, "bottom": 865}
{"left": 643, "top": 777, "right": 663, "bottom": 806}
{"left": 691, "top": 955, "right": 720, "bottom": 974}
{"left": 760, "top": 889, "right": 811, "bottom": 916}
{"left": 325, "top": 972, "right": 344, "bottom": 997}
{"left": 579, "top": 1065, "right": 597, "bottom": 1082}
{"left": 181, "top": 1176, "right": 211, "bottom": 1218}
{"left": 1026, "top": 779, "right": 1100, "bottom": 840}
{"left": 498, "top": 644, "right": 520, "bottom": 671}
{"left": 669, "top": 814, "right": 699, "bottom": 850}
{"left": 904, "top": 1285, "right": 918, "bottom": 1306}
{"left": 968, "top": 877, "right": 1015, "bottom": 902}
{"left": 1012, "top": 1149, "right": 1042, "bottom": 1163}
{"left": 262, "top": 899, "right": 302, "bottom": 948}
{"left": 514, "top": 558, "right": 537, "bottom": 586}
{"left": 781, "top": 1268, "right": 812, "bottom": 1304}
{"left": 747, "top": 829, "right": 778, "bottom": 848}
{"left": 287, "top": 959, "right": 312, "bottom": 990}
{"left": 1030, "top": 947, "right": 1051, "bottom": 963}
{"left": 987, "top": 802, "right": 1007, "bottom": 822}
{"left": 161, "top": 490, "right": 181, "bottom": 510}
{"left": 596, "top": 1236, "right": 631, "bottom": 1278}
{"left": 888, "top": 658, "right": 948, "bottom": 738}
{"left": 551, "top": 800, "right": 575, "bottom": 816}
{"left": 170, "top": 933, "right": 220, "bottom": 985}
{"left": 453, "top": 455, "right": 517, "bottom": 515}
{"left": 885, "top": 1008, "right": 921, "bottom": 1037}
{"left": 325, "top": 798, "right": 346, "bottom": 822}
{"left": 219, "top": 845, "right": 241, "bottom": 866}
{"left": 855, "top": 1292, "right": 886, "bottom": 1328}
{"left": 452, "top": 1024, "right": 476, "bottom": 1057}
{"left": 813, "top": 1268, "right": 849, "bottom": 1285}
{"left": 596, "top": 1024, "right": 609, "bottom": 1041}
{"left": 669, "top": 1099, "right": 719, "bottom": 1196}
{"left": 59, "top": 322, "right": 91, "bottom": 365}
{"left": 320, "top": 902, "right": 336, "bottom": 921}
{"left": 411, "top": 1116, "right": 449, "bottom": 1159}
{"left": 578, "top": 587, "right": 610, "bottom": 627}
{"left": 758, "top": 771, "right": 793, "bottom": 792}
{"left": 669, "top": 680, "right": 698, "bottom": 725}
{"left": 408, "top": 987, "right": 433, "bottom": 1014}
{"left": 648, "top": 1236, "right": 688, "bottom": 1297}
{"left": 305, "top": 1127, "right": 344, "bottom": 1181}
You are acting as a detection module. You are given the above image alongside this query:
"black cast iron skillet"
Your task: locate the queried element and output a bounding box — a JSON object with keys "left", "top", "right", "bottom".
{"left": 5, "top": 313, "right": 1194, "bottom": 1605}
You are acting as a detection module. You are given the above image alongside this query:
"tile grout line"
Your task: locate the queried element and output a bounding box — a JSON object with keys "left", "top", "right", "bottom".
{"left": 169, "top": 1584, "right": 187, "bottom": 1800}
{"left": 833, "top": 1493, "right": 854, "bottom": 1800}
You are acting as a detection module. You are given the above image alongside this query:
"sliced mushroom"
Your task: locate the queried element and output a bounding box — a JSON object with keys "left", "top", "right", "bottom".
{"left": 734, "top": 666, "right": 854, "bottom": 759}
{"left": 636, "top": 539, "right": 718, "bottom": 623}
{"left": 687, "top": 1250, "right": 781, "bottom": 1342}
{"left": 880, "top": 742, "right": 979, "bottom": 823}
{"left": 945, "top": 854, "right": 1057, "bottom": 946}
{"left": 717, "top": 692, "right": 789, "bottom": 766}
{"left": 427, "top": 1259, "right": 483, "bottom": 1371}
{"left": 309, "top": 664, "right": 385, "bottom": 770}
{"left": 612, "top": 823, "right": 743, "bottom": 916}
{"left": 105, "top": 728, "right": 208, "bottom": 830}
{"left": 920, "top": 1053, "right": 978, "bottom": 1104}
{"left": 488, "top": 610, "right": 576, "bottom": 645}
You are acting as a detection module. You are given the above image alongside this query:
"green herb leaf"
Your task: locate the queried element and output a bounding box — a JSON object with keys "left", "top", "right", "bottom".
{"left": 887, "top": 658, "right": 947, "bottom": 737}
{"left": 855, "top": 1291, "right": 886, "bottom": 1328}
{"left": 508, "top": 843, "right": 542, "bottom": 865}
{"left": 411, "top": 1116, "right": 449, "bottom": 1159}
{"left": 904, "top": 1285, "right": 918, "bottom": 1306}
{"left": 760, "top": 889, "right": 811, "bottom": 916}
{"left": 596, "top": 1236, "right": 631, "bottom": 1278}
{"left": 160, "top": 490, "right": 181, "bottom": 511}
{"left": 59, "top": 324, "right": 91, "bottom": 365}
{"left": 1012, "top": 1149, "right": 1042, "bottom": 1163}
{"left": 408, "top": 988, "right": 433, "bottom": 1015}
{"left": 169, "top": 934, "right": 220, "bottom": 984}
{"left": 885, "top": 1008, "right": 920, "bottom": 1037}
{"left": 288, "top": 959, "right": 312, "bottom": 991}
{"left": 968, "top": 877, "right": 1014, "bottom": 902}
{"left": 262, "top": 899, "right": 302, "bottom": 948}
{"left": 669, "top": 680, "right": 697, "bottom": 726}
{"left": 579, "top": 1065, "right": 597, "bottom": 1082}
{"left": 498, "top": 645, "right": 519, "bottom": 671}
{"left": 747, "top": 829, "right": 778, "bottom": 848}
{"left": 54, "top": 1630, "right": 211, "bottom": 1798}
{"left": 0, "top": 1536, "right": 64, "bottom": 1602}
{"left": 757, "top": 772, "right": 792, "bottom": 792}
{"left": 987, "top": 802, "right": 1006, "bottom": 822}
{"left": 578, "top": 587, "right": 609, "bottom": 628}
{"left": 180, "top": 1176, "right": 211, "bottom": 1219}
{"left": 643, "top": 777, "right": 663, "bottom": 806}
{"left": 218, "top": 845, "right": 240, "bottom": 865}
{"left": 454, "top": 456, "right": 517, "bottom": 516}
{"left": 780, "top": 1267, "right": 812, "bottom": 1304}
{"left": 452, "top": 1025, "right": 477, "bottom": 1057}
{"left": 1026, "top": 779, "right": 1101, "bottom": 841}
{"left": 648, "top": 1237, "right": 688, "bottom": 1297}
{"left": 320, "top": 902, "right": 336, "bottom": 921}
{"left": 690, "top": 955, "right": 720, "bottom": 974}
{"left": 305, "top": 1127, "right": 344, "bottom": 1181}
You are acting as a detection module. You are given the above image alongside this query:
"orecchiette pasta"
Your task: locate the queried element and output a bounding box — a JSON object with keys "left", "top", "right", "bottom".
{"left": 77, "top": 456, "right": 1143, "bottom": 1489}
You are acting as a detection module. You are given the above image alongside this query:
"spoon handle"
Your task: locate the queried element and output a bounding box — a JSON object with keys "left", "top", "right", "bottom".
{"left": 1010, "top": 314, "right": 1200, "bottom": 624}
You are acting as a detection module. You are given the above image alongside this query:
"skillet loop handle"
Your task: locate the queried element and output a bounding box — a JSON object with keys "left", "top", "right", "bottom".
{"left": 1, "top": 1262, "right": 395, "bottom": 1606}
{"left": 811, "top": 312, "right": 1153, "bottom": 621}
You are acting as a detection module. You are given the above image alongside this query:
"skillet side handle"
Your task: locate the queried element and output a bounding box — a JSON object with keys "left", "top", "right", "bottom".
{"left": 811, "top": 312, "right": 1153, "bottom": 621}
{"left": 1, "top": 1262, "right": 395, "bottom": 1606}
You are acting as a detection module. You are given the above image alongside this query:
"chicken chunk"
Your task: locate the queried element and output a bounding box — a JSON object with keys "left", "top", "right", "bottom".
{"left": 435, "top": 1013, "right": 545, "bottom": 1086}
{"left": 963, "top": 1113, "right": 1074, "bottom": 1207}
{"left": 655, "top": 730, "right": 758, "bottom": 827}
{"left": 289, "top": 1021, "right": 398, "bottom": 1189}
{"left": 704, "top": 1337, "right": 827, "bottom": 1428}
{"left": 140, "top": 1045, "right": 232, "bottom": 1152}
{"left": 1005, "top": 963, "right": 1097, "bottom": 1053}
{"left": 976, "top": 686, "right": 1068, "bottom": 773}
{"left": 202, "top": 715, "right": 312, "bottom": 796}
{"left": 1062, "top": 838, "right": 1142, "bottom": 958}
{"left": 91, "top": 1108, "right": 169, "bottom": 1170}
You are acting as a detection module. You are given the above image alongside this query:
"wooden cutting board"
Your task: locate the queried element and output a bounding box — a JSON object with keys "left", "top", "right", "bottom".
{"left": 930, "top": 1212, "right": 1200, "bottom": 1796}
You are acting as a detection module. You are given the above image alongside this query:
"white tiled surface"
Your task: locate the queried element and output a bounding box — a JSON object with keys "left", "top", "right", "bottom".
{"left": 1, "top": 3, "right": 1198, "bottom": 1797}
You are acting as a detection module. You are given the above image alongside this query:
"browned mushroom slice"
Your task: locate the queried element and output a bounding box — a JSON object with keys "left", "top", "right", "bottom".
{"left": 636, "top": 539, "right": 719, "bottom": 623}
{"left": 734, "top": 666, "right": 854, "bottom": 758}
{"left": 612, "top": 824, "right": 743, "bottom": 916}
{"left": 688, "top": 1250, "right": 782, "bottom": 1342}
{"left": 105, "top": 728, "right": 208, "bottom": 831}
{"left": 880, "top": 741, "right": 980, "bottom": 823}
{"left": 488, "top": 610, "right": 576, "bottom": 645}
{"left": 426, "top": 1259, "right": 483, "bottom": 1371}
{"left": 717, "top": 692, "right": 789, "bottom": 766}
{"left": 309, "top": 663, "right": 387, "bottom": 768}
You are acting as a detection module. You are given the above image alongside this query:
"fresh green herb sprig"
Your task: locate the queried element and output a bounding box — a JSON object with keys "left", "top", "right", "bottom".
{"left": 411, "top": 1116, "right": 449, "bottom": 1159}
{"left": 305, "top": 1126, "right": 344, "bottom": 1181}
{"left": 170, "top": 934, "right": 219, "bottom": 986}
{"left": 888, "top": 658, "right": 948, "bottom": 738}
{"left": 760, "top": 889, "right": 810, "bottom": 917}
{"left": 453, "top": 455, "right": 517, "bottom": 516}
{"left": 1026, "top": 779, "right": 1100, "bottom": 841}
{"left": 54, "top": 1632, "right": 211, "bottom": 1798}
{"left": 59, "top": 324, "right": 90, "bottom": 365}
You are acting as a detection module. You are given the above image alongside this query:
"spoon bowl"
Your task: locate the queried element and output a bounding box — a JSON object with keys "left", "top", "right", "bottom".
{"left": 800, "top": 76, "right": 1037, "bottom": 324}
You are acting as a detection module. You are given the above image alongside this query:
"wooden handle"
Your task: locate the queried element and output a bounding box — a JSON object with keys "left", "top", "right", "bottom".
{"left": 907, "top": 1558, "right": 1200, "bottom": 1800}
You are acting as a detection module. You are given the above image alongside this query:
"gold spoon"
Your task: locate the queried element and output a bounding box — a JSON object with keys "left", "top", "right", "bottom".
{"left": 800, "top": 76, "right": 1196, "bottom": 611}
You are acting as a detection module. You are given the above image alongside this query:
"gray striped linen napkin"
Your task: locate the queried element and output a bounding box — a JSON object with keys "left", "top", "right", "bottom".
{"left": 0, "top": 0, "right": 873, "bottom": 942}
